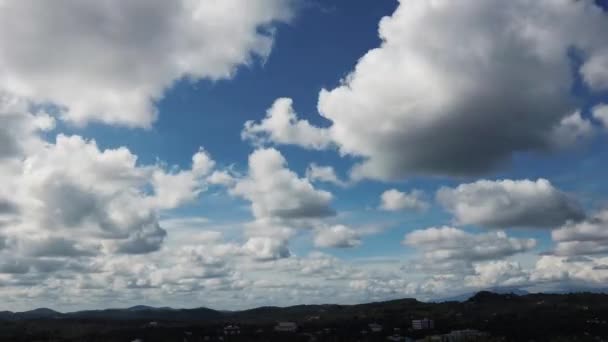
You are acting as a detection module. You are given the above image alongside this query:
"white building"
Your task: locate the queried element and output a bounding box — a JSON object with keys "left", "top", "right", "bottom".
{"left": 274, "top": 321, "right": 298, "bottom": 332}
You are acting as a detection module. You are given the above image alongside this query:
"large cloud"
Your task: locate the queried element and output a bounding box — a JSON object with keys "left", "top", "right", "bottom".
{"left": 379, "top": 189, "right": 428, "bottom": 212}
{"left": 231, "top": 148, "right": 334, "bottom": 221}
{"left": 403, "top": 226, "right": 536, "bottom": 272}
{"left": 313, "top": 225, "right": 361, "bottom": 248}
{"left": 552, "top": 210, "right": 608, "bottom": 256}
{"left": 0, "top": 0, "right": 293, "bottom": 127}
{"left": 437, "top": 179, "right": 584, "bottom": 228}
{"left": 319, "top": 0, "right": 608, "bottom": 180}
{"left": 229, "top": 148, "right": 336, "bottom": 258}
{"left": 248, "top": 0, "right": 607, "bottom": 180}
{"left": 0, "top": 96, "right": 220, "bottom": 269}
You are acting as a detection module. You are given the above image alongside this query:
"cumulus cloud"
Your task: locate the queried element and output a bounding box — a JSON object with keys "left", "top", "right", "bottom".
{"left": 207, "top": 170, "right": 236, "bottom": 186}
{"left": 552, "top": 210, "right": 608, "bottom": 256}
{"left": 243, "top": 237, "right": 290, "bottom": 261}
{"left": 0, "top": 92, "right": 55, "bottom": 159}
{"left": 437, "top": 179, "right": 584, "bottom": 228}
{"left": 242, "top": 98, "right": 332, "bottom": 149}
{"left": 464, "top": 261, "right": 529, "bottom": 289}
{"left": 229, "top": 148, "right": 337, "bottom": 259}
{"left": 403, "top": 226, "right": 536, "bottom": 269}
{"left": 593, "top": 103, "right": 608, "bottom": 128}
{"left": 0, "top": 96, "right": 224, "bottom": 283}
{"left": 530, "top": 255, "right": 608, "bottom": 286}
{"left": 581, "top": 49, "right": 608, "bottom": 90}
{"left": 0, "top": 0, "right": 293, "bottom": 127}
{"left": 321, "top": 0, "right": 608, "bottom": 180}
{"left": 248, "top": 0, "right": 607, "bottom": 180}
{"left": 306, "top": 163, "right": 346, "bottom": 187}
{"left": 313, "top": 225, "right": 361, "bottom": 248}
{"left": 379, "top": 189, "right": 428, "bottom": 212}
{"left": 231, "top": 148, "right": 334, "bottom": 220}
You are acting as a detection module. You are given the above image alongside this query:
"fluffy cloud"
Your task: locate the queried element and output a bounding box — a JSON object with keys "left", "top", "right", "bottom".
{"left": 319, "top": 0, "right": 608, "bottom": 180}
{"left": 0, "top": 92, "right": 55, "bottom": 159}
{"left": 403, "top": 226, "right": 536, "bottom": 270}
{"left": 437, "top": 179, "right": 584, "bottom": 228}
{"left": 552, "top": 210, "right": 608, "bottom": 256}
{"left": 313, "top": 225, "right": 361, "bottom": 248}
{"left": 242, "top": 98, "right": 332, "bottom": 149}
{"left": 242, "top": 237, "right": 290, "bottom": 261}
{"left": 0, "top": 0, "right": 293, "bottom": 127}
{"left": 379, "top": 189, "right": 428, "bottom": 212}
{"left": 0, "top": 97, "right": 223, "bottom": 281}
{"left": 229, "top": 148, "right": 337, "bottom": 258}
{"left": 252, "top": 0, "right": 607, "bottom": 180}
{"left": 581, "top": 50, "right": 608, "bottom": 90}
{"left": 593, "top": 103, "right": 608, "bottom": 128}
{"left": 231, "top": 148, "right": 334, "bottom": 220}
{"left": 306, "top": 163, "right": 346, "bottom": 187}
{"left": 464, "top": 261, "right": 529, "bottom": 288}
{"left": 530, "top": 255, "right": 608, "bottom": 286}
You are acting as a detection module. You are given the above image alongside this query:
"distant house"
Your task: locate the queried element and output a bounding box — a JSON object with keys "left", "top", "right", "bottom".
{"left": 224, "top": 324, "right": 241, "bottom": 335}
{"left": 146, "top": 321, "right": 158, "bottom": 328}
{"left": 274, "top": 321, "right": 298, "bottom": 332}
{"left": 368, "top": 322, "right": 383, "bottom": 332}
{"left": 412, "top": 318, "right": 434, "bottom": 330}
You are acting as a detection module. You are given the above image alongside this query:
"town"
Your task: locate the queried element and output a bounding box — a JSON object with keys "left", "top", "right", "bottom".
{"left": 1, "top": 291, "right": 607, "bottom": 341}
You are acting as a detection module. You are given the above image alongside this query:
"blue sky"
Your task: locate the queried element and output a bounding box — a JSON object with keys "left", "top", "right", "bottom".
{"left": 1, "top": 0, "right": 608, "bottom": 311}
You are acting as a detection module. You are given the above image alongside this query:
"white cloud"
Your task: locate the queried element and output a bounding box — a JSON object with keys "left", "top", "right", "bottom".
{"left": 581, "top": 49, "right": 608, "bottom": 91}
{"left": 552, "top": 210, "right": 608, "bottom": 256}
{"left": 242, "top": 237, "right": 290, "bottom": 261}
{"left": 242, "top": 98, "right": 332, "bottom": 149}
{"left": 437, "top": 179, "right": 584, "bottom": 228}
{"left": 207, "top": 170, "right": 236, "bottom": 186}
{"left": 0, "top": 97, "right": 221, "bottom": 266}
{"left": 0, "top": 0, "right": 293, "bottom": 127}
{"left": 548, "top": 111, "right": 595, "bottom": 148}
{"left": 313, "top": 225, "right": 361, "bottom": 248}
{"left": 464, "top": 261, "right": 529, "bottom": 288}
{"left": 147, "top": 149, "right": 214, "bottom": 210}
{"left": 231, "top": 148, "right": 334, "bottom": 220}
{"left": 281, "top": 0, "right": 607, "bottom": 180}
{"left": 306, "top": 163, "right": 346, "bottom": 187}
{"left": 403, "top": 226, "right": 536, "bottom": 266}
{"left": 0, "top": 92, "right": 55, "bottom": 159}
{"left": 593, "top": 103, "right": 608, "bottom": 128}
{"left": 530, "top": 255, "right": 608, "bottom": 286}
{"left": 379, "top": 189, "right": 428, "bottom": 212}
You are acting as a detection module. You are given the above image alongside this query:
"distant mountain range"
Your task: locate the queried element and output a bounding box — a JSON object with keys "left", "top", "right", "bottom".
{"left": 1, "top": 289, "right": 608, "bottom": 323}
